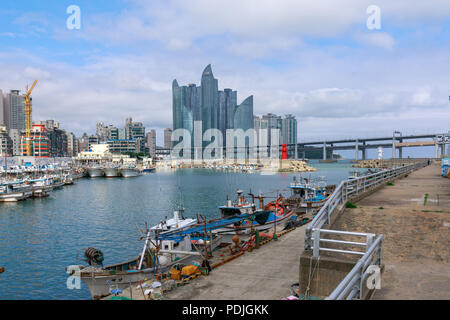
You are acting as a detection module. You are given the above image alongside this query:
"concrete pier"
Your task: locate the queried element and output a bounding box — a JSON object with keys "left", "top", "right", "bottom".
{"left": 330, "top": 163, "right": 450, "bottom": 299}
{"left": 161, "top": 226, "right": 307, "bottom": 300}
{"left": 106, "top": 225, "right": 308, "bottom": 300}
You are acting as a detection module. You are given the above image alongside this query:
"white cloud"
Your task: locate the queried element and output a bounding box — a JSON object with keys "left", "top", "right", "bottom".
{"left": 354, "top": 32, "right": 395, "bottom": 49}
{"left": 71, "top": 0, "right": 450, "bottom": 51}
{"left": 1, "top": 1, "right": 450, "bottom": 142}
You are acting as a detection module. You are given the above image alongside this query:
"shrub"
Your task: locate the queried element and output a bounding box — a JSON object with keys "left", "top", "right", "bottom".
{"left": 345, "top": 201, "right": 357, "bottom": 208}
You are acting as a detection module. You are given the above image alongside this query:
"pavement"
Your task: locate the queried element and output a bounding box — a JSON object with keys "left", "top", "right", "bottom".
{"left": 160, "top": 225, "right": 306, "bottom": 300}
{"left": 331, "top": 163, "right": 450, "bottom": 299}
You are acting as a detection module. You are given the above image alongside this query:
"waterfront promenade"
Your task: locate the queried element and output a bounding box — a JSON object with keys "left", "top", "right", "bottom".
{"left": 105, "top": 162, "right": 449, "bottom": 300}
{"left": 331, "top": 163, "right": 449, "bottom": 299}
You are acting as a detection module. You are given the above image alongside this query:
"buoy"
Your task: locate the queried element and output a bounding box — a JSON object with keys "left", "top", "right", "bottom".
{"left": 232, "top": 235, "right": 240, "bottom": 248}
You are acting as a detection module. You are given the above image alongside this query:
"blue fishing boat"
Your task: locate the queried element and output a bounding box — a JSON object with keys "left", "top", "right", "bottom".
{"left": 287, "top": 175, "right": 335, "bottom": 213}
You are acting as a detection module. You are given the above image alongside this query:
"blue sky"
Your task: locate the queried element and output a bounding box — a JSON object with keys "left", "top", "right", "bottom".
{"left": 0, "top": 0, "right": 449, "bottom": 155}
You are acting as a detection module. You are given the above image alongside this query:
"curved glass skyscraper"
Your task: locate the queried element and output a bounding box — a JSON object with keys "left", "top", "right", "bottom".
{"left": 233, "top": 95, "right": 253, "bottom": 131}
{"left": 172, "top": 64, "right": 254, "bottom": 155}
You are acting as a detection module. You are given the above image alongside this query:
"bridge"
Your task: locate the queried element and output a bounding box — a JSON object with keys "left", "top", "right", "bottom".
{"left": 292, "top": 132, "right": 450, "bottom": 160}
{"left": 158, "top": 132, "right": 449, "bottom": 161}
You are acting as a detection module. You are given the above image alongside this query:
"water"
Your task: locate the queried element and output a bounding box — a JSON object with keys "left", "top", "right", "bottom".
{"left": 0, "top": 161, "right": 359, "bottom": 299}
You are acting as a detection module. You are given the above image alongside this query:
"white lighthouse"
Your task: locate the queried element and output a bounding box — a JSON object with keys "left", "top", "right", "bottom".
{"left": 377, "top": 146, "right": 383, "bottom": 160}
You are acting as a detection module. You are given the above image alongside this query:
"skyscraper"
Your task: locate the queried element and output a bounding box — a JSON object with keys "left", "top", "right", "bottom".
{"left": 0, "top": 89, "right": 5, "bottom": 126}
{"left": 3, "top": 90, "right": 25, "bottom": 132}
{"left": 233, "top": 96, "right": 254, "bottom": 132}
{"left": 281, "top": 114, "right": 297, "bottom": 146}
{"left": 164, "top": 128, "right": 172, "bottom": 149}
{"left": 172, "top": 64, "right": 253, "bottom": 154}
{"left": 262, "top": 113, "right": 282, "bottom": 147}
{"left": 146, "top": 130, "right": 156, "bottom": 157}
{"left": 219, "top": 88, "right": 237, "bottom": 144}
{"left": 201, "top": 64, "right": 219, "bottom": 136}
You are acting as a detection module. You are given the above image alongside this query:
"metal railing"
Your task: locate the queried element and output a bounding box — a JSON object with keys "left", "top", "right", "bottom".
{"left": 326, "top": 234, "right": 383, "bottom": 300}
{"left": 305, "top": 161, "right": 428, "bottom": 252}
{"left": 311, "top": 229, "right": 376, "bottom": 258}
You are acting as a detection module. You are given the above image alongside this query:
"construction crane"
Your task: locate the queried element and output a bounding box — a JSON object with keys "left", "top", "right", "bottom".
{"left": 24, "top": 79, "right": 38, "bottom": 156}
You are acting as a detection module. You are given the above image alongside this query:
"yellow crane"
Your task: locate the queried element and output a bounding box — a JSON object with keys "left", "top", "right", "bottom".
{"left": 24, "top": 79, "right": 38, "bottom": 156}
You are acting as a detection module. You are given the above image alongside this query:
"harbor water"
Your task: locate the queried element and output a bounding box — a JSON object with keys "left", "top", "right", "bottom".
{"left": 0, "top": 161, "right": 360, "bottom": 299}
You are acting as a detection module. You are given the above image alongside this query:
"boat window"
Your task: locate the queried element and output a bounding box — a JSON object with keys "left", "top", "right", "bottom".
{"left": 220, "top": 208, "right": 241, "bottom": 217}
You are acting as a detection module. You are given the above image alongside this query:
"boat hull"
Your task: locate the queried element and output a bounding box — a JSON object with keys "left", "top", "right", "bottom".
{"left": 32, "top": 188, "right": 49, "bottom": 198}
{"left": 88, "top": 168, "right": 103, "bottom": 178}
{"left": 104, "top": 168, "right": 120, "bottom": 178}
{"left": 120, "top": 168, "right": 139, "bottom": 178}
{"left": 0, "top": 192, "right": 30, "bottom": 202}
{"left": 77, "top": 254, "right": 195, "bottom": 299}
{"left": 215, "top": 209, "right": 296, "bottom": 235}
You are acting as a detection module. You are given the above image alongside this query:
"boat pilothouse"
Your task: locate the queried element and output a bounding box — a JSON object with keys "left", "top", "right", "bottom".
{"left": 218, "top": 189, "right": 257, "bottom": 218}
{"left": 287, "top": 175, "right": 335, "bottom": 212}
{"left": 215, "top": 189, "right": 296, "bottom": 235}
{"left": 151, "top": 208, "right": 197, "bottom": 233}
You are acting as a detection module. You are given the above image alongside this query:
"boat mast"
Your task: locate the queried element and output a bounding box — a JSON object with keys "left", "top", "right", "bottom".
{"left": 138, "top": 228, "right": 151, "bottom": 270}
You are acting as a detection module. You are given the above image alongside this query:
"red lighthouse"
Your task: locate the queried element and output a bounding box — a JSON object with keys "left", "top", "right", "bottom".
{"left": 281, "top": 144, "right": 288, "bottom": 160}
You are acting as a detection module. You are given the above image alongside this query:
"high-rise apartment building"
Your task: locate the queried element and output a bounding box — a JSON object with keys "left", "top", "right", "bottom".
{"left": 66, "top": 132, "right": 79, "bottom": 157}
{"left": 281, "top": 114, "right": 297, "bottom": 146}
{"left": 3, "top": 90, "right": 25, "bottom": 132}
{"left": 9, "top": 129, "right": 20, "bottom": 156}
{"left": 0, "top": 125, "right": 12, "bottom": 156}
{"left": 146, "top": 130, "right": 156, "bottom": 157}
{"left": 0, "top": 89, "right": 5, "bottom": 126}
{"left": 254, "top": 113, "right": 298, "bottom": 158}
{"left": 164, "top": 128, "right": 172, "bottom": 149}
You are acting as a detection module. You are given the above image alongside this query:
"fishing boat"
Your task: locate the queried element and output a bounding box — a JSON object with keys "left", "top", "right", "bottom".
{"left": 29, "top": 178, "right": 52, "bottom": 198}
{"left": 104, "top": 167, "right": 120, "bottom": 178}
{"left": 67, "top": 211, "right": 198, "bottom": 299}
{"left": 64, "top": 174, "right": 74, "bottom": 185}
{"left": 287, "top": 176, "right": 335, "bottom": 213}
{"left": 120, "top": 167, "right": 140, "bottom": 178}
{"left": 87, "top": 167, "right": 103, "bottom": 178}
{"left": 214, "top": 190, "right": 296, "bottom": 235}
{"left": 51, "top": 175, "right": 65, "bottom": 189}
{"left": 0, "top": 181, "right": 32, "bottom": 202}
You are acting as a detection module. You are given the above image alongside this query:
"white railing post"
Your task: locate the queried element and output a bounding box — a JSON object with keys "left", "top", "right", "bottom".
{"left": 313, "top": 228, "right": 320, "bottom": 258}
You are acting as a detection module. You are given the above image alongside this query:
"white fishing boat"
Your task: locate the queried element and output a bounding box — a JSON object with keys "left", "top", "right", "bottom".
{"left": 87, "top": 167, "right": 103, "bottom": 178}
{"left": 0, "top": 182, "right": 32, "bottom": 202}
{"left": 120, "top": 167, "right": 140, "bottom": 178}
{"left": 67, "top": 211, "right": 198, "bottom": 299}
{"left": 104, "top": 167, "right": 120, "bottom": 178}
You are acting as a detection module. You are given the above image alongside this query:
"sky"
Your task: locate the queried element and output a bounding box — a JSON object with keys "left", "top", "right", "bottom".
{"left": 0, "top": 0, "right": 449, "bottom": 155}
